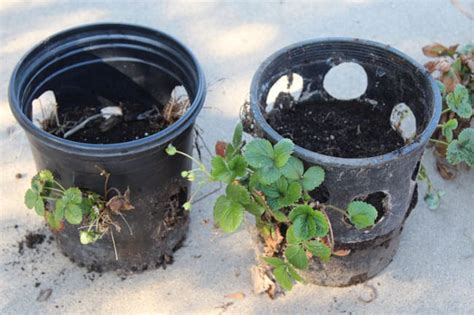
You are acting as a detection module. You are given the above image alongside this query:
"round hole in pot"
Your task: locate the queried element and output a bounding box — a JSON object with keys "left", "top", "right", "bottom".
{"left": 322, "top": 62, "right": 368, "bottom": 100}
{"left": 309, "top": 184, "right": 330, "bottom": 204}
{"left": 265, "top": 73, "right": 303, "bottom": 113}
{"left": 345, "top": 191, "right": 390, "bottom": 228}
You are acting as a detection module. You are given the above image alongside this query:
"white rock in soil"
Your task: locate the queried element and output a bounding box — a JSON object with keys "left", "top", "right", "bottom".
{"left": 31, "top": 90, "right": 58, "bottom": 129}
{"left": 390, "top": 102, "right": 417, "bottom": 143}
{"left": 101, "top": 106, "right": 123, "bottom": 119}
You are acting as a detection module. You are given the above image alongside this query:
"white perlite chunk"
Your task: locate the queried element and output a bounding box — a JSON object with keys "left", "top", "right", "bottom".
{"left": 390, "top": 102, "right": 417, "bottom": 143}
{"left": 31, "top": 90, "right": 58, "bottom": 129}
{"left": 100, "top": 106, "right": 123, "bottom": 119}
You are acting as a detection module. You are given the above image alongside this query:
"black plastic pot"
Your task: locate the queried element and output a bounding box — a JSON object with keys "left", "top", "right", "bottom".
{"left": 9, "top": 24, "right": 206, "bottom": 272}
{"left": 247, "top": 38, "right": 441, "bottom": 286}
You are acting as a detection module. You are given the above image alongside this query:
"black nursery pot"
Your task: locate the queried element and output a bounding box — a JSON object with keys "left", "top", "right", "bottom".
{"left": 249, "top": 39, "right": 441, "bottom": 286}
{"left": 9, "top": 24, "right": 206, "bottom": 271}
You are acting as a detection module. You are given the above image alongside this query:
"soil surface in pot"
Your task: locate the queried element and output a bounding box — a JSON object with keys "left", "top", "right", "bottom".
{"left": 267, "top": 96, "right": 405, "bottom": 158}
{"left": 44, "top": 98, "right": 188, "bottom": 144}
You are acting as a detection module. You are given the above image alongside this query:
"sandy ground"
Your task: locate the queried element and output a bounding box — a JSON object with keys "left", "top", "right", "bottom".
{"left": 1, "top": 0, "right": 473, "bottom": 314}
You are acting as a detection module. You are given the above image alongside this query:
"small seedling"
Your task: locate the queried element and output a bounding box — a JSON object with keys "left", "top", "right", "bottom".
{"left": 24, "top": 169, "right": 134, "bottom": 259}
{"left": 166, "top": 123, "right": 377, "bottom": 291}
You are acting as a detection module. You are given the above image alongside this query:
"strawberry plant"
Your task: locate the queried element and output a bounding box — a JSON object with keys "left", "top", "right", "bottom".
{"left": 24, "top": 169, "right": 134, "bottom": 256}
{"left": 166, "top": 123, "right": 377, "bottom": 290}
{"left": 423, "top": 42, "right": 474, "bottom": 178}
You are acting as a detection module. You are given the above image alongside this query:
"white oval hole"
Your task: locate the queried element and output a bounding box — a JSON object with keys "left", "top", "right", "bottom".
{"left": 265, "top": 73, "right": 303, "bottom": 112}
{"left": 323, "top": 62, "right": 368, "bottom": 100}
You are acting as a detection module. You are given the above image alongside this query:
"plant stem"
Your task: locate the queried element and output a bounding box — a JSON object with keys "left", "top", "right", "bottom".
{"left": 43, "top": 187, "right": 65, "bottom": 194}
{"left": 441, "top": 108, "right": 451, "bottom": 114}
{"left": 325, "top": 204, "right": 349, "bottom": 219}
{"left": 64, "top": 113, "right": 103, "bottom": 138}
{"left": 429, "top": 138, "right": 449, "bottom": 146}
{"left": 40, "top": 196, "right": 58, "bottom": 201}
{"left": 175, "top": 150, "right": 212, "bottom": 178}
{"left": 52, "top": 180, "right": 66, "bottom": 192}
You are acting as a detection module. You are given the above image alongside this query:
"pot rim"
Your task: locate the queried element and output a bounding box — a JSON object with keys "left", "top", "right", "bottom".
{"left": 8, "top": 23, "right": 206, "bottom": 158}
{"left": 249, "top": 37, "right": 442, "bottom": 168}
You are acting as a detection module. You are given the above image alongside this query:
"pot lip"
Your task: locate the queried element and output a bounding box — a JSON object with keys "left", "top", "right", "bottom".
{"left": 250, "top": 37, "right": 442, "bottom": 168}
{"left": 8, "top": 23, "right": 206, "bottom": 158}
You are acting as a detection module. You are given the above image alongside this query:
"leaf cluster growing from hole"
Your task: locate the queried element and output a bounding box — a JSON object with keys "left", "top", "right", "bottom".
{"left": 24, "top": 169, "right": 134, "bottom": 246}
{"left": 166, "top": 123, "right": 378, "bottom": 292}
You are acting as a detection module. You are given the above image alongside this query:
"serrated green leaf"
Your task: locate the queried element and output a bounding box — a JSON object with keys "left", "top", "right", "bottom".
{"left": 272, "top": 209, "right": 288, "bottom": 222}
{"left": 65, "top": 204, "right": 82, "bottom": 225}
{"left": 273, "top": 266, "right": 293, "bottom": 291}
{"left": 312, "top": 210, "right": 329, "bottom": 237}
{"left": 273, "top": 139, "right": 294, "bottom": 168}
{"left": 279, "top": 181, "right": 302, "bottom": 207}
{"left": 225, "top": 143, "right": 235, "bottom": 158}
{"left": 302, "top": 166, "right": 325, "bottom": 191}
{"left": 34, "top": 198, "right": 45, "bottom": 216}
{"left": 63, "top": 188, "right": 82, "bottom": 205}
{"left": 46, "top": 212, "right": 63, "bottom": 231}
{"left": 286, "top": 225, "right": 300, "bottom": 245}
{"left": 228, "top": 155, "right": 247, "bottom": 177}
{"left": 211, "top": 156, "right": 234, "bottom": 183}
{"left": 305, "top": 240, "right": 331, "bottom": 262}
{"left": 38, "top": 170, "right": 54, "bottom": 182}
{"left": 260, "top": 183, "right": 281, "bottom": 199}
{"left": 243, "top": 139, "right": 274, "bottom": 168}
{"left": 347, "top": 201, "right": 378, "bottom": 229}
{"left": 446, "top": 84, "right": 472, "bottom": 119}
{"left": 25, "top": 189, "right": 38, "bottom": 209}
{"left": 285, "top": 244, "right": 308, "bottom": 270}
{"left": 246, "top": 200, "right": 265, "bottom": 217}
{"left": 281, "top": 156, "right": 304, "bottom": 180}
{"left": 232, "top": 123, "right": 243, "bottom": 148}
{"left": 442, "top": 118, "right": 458, "bottom": 142}
{"left": 290, "top": 205, "right": 317, "bottom": 240}
{"left": 262, "top": 256, "right": 286, "bottom": 267}
{"left": 226, "top": 183, "right": 251, "bottom": 205}
{"left": 213, "top": 195, "right": 244, "bottom": 233}
{"left": 447, "top": 128, "right": 474, "bottom": 166}
{"left": 54, "top": 199, "right": 65, "bottom": 221}
{"left": 256, "top": 165, "right": 281, "bottom": 185}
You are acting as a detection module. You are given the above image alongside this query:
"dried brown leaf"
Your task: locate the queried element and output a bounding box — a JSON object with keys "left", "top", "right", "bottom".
{"left": 224, "top": 292, "right": 246, "bottom": 300}
{"left": 333, "top": 249, "right": 351, "bottom": 257}
{"left": 422, "top": 43, "right": 448, "bottom": 57}
{"left": 215, "top": 141, "right": 228, "bottom": 157}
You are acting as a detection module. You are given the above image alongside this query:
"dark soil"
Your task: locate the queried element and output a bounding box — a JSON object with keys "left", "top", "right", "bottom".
{"left": 267, "top": 95, "right": 405, "bottom": 158}
{"left": 46, "top": 102, "right": 168, "bottom": 144}
{"left": 18, "top": 232, "right": 46, "bottom": 254}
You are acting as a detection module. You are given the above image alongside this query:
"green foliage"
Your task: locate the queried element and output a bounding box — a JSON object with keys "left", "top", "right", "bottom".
{"left": 446, "top": 85, "right": 472, "bottom": 119}
{"left": 347, "top": 201, "right": 378, "bottom": 229}
{"left": 168, "top": 122, "right": 379, "bottom": 291}
{"left": 447, "top": 128, "right": 474, "bottom": 166}
{"left": 165, "top": 144, "right": 177, "bottom": 156}
{"left": 441, "top": 119, "right": 458, "bottom": 142}
{"left": 24, "top": 169, "right": 134, "bottom": 246}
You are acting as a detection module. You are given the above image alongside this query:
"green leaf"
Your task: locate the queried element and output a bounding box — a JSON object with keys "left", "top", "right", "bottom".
{"left": 287, "top": 264, "right": 304, "bottom": 283}
{"left": 211, "top": 155, "right": 247, "bottom": 184}
{"left": 260, "top": 183, "right": 281, "bottom": 199}
{"left": 272, "top": 209, "right": 288, "bottom": 222}
{"left": 46, "top": 212, "right": 63, "bottom": 231}
{"left": 442, "top": 118, "right": 458, "bottom": 142}
{"left": 286, "top": 225, "right": 300, "bottom": 245}
{"left": 446, "top": 84, "right": 472, "bottom": 119}
{"left": 80, "top": 230, "right": 101, "bottom": 245}
{"left": 226, "top": 183, "right": 251, "bottom": 205}
{"left": 289, "top": 205, "right": 328, "bottom": 240}
{"left": 273, "top": 139, "right": 294, "bottom": 168}
{"left": 65, "top": 204, "right": 83, "bottom": 225}
{"left": 25, "top": 189, "right": 38, "bottom": 209}
{"left": 305, "top": 240, "right": 331, "bottom": 262}
{"left": 290, "top": 206, "right": 317, "bottom": 240}
{"left": 436, "top": 80, "right": 446, "bottom": 97}
{"left": 279, "top": 181, "right": 302, "bottom": 207}
{"left": 34, "top": 198, "right": 45, "bottom": 216}
{"left": 301, "top": 166, "right": 325, "bottom": 191}
{"left": 312, "top": 210, "right": 329, "bottom": 237}
{"left": 54, "top": 199, "right": 66, "bottom": 221}
{"left": 213, "top": 195, "right": 244, "bottom": 233}
{"left": 232, "top": 123, "right": 243, "bottom": 148}
{"left": 447, "top": 128, "right": 474, "bottom": 166}
{"left": 273, "top": 266, "right": 293, "bottom": 291}
{"left": 285, "top": 244, "right": 308, "bottom": 270}
{"left": 262, "top": 256, "right": 286, "bottom": 267}
{"left": 347, "top": 201, "right": 378, "bottom": 229}
{"left": 165, "top": 144, "right": 177, "bottom": 155}
{"left": 424, "top": 190, "right": 445, "bottom": 210}
{"left": 281, "top": 156, "right": 304, "bottom": 180}
{"left": 228, "top": 155, "right": 247, "bottom": 177}
{"left": 256, "top": 165, "right": 281, "bottom": 185}
{"left": 243, "top": 139, "right": 274, "bottom": 168}
{"left": 38, "top": 170, "right": 54, "bottom": 182}
{"left": 63, "top": 188, "right": 82, "bottom": 205}
{"left": 246, "top": 201, "right": 265, "bottom": 217}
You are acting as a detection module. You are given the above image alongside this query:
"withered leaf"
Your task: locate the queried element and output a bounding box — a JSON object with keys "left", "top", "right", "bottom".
{"left": 422, "top": 43, "right": 448, "bottom": 57}
{"left": 333, "top": 249, "right": 351, "bottom": 257}
{"left": 106, "top": 187, "right": 134, "bottom": 213}
{"left": 215, "top": 141, "right": 228, "bottom": 157}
